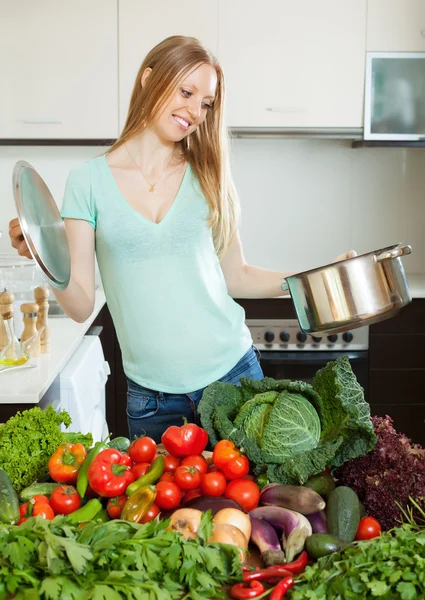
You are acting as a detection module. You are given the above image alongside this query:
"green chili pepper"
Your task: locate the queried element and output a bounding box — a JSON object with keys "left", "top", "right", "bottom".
{"left": 126, "top": 455, "right": 165, "bottom": 496}
{"left": 255, "top": 474, "right": 270, "bottom": 490}
{"left": 67, "top": 498, "right": 103, "bottom": 523}
{"left": 76, "top": 438, "right": 110, "bottom": 498}
{"left": 93, "top": 507, "right": 110, "bottom": 522}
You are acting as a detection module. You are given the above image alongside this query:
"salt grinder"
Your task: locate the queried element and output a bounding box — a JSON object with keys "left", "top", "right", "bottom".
{"left": 20, "top": 302, "right": 40, "bottom": 358}
{"left": 34, "top": 286, "right": 50, "bottom": 354}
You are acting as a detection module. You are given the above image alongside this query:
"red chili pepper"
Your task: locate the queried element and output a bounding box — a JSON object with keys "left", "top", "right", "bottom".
{"left": 243, "top": 567, "right": 291, "bottom": 582}
{"left": 87, "top": 448, "right": 135, "bottom": 497}
{"left": 161, "top": 419, "right": 208, "bottom": 458}
{"left": 267, "top": 551, "right": 308, "bottom": 575}
{"left": 270, "top": 576, "right": 294, "bottom": 600}
{"left": 230, "top": 581, "right": 265, "bottom": 599}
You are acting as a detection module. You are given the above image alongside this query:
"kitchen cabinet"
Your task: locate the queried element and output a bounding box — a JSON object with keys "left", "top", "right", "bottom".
{"left": 369, "top": 299, "right": 425, "bottom": 446}
{"left": 0, "top": 0, "right": 118, "bottom": 140}
{"left": 217, "top": 0, "right": 367, "bottom": 129}
{"left": 118, "top": 0, "right": 218, "bottom": 130}
{"left": 367, "top": 0, "right": 425, "bottom": 51}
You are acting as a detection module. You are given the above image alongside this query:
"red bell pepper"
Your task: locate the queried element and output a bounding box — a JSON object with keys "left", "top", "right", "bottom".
{"left": 48, "top": 442, "right": 87, "bottom": 484}
{"left": 161, "top": 419, "right": 208, "bottom": 458}
{"left": 87, "top": 448, "right": 135, "bottom": 497}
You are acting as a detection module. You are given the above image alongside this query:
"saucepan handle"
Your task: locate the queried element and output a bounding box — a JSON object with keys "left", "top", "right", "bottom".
{"left": 375, "top": 244, "right": 412, "bottom": 263}
{"left": 281, "top": 280, "right": 289, "bottom": 292}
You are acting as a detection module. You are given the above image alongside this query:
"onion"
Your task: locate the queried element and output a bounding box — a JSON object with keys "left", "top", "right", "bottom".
{"left": 208, "top": 523, "right": 248, "bottom": 563}
{"left": 213, "top": 508, "right": 251, "bottom": 541}
{"left": 166, "top": 508, "right": 203, "bottom": 539}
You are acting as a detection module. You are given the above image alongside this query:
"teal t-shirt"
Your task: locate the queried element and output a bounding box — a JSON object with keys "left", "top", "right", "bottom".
{"left": 60, "top": 156, "right": 252, "bottom": 393}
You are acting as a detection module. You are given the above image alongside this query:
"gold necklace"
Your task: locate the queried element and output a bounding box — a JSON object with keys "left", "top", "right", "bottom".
{"left": 125, "top": 142, "right": 174, "bottom": 194}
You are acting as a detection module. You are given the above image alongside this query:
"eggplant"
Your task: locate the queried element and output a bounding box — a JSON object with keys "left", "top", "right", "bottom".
{"left": 249, "top": 505, "right": 312, "bottom": 563}
{"left": 160, "top": 496, "right": 243, "bottom": 519}
{"left": 250, "top": 517, "right": 286, "bottom": 566}
{"left": 260, "top": 483, "right": 325, "bottom": 515}
{"left": 307, "top": 510, "right": 328, "bottom": 534}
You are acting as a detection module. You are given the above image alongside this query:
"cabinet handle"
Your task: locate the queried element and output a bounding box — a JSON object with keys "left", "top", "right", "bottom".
{"left": 20, "top": 120, "right": 63, "bottom": 125}
{"left": 265, "top": 106, "right": 306, "bottom": 113}
{"left": 421, "top": 30, "right": 425, "bottom": 37}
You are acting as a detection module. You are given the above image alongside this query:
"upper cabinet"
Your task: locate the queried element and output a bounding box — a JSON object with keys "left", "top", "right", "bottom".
{"left": 367, "top": 0, "right": 425, "bottom": 51}
{"left": 218, "top": 0, "right": 367, "bottom": 129}
{"left": 0, "top": 0, "right": 118, "bottom": 139}
{"left": 118, "top": 0, "right": 218, "bottom": 130}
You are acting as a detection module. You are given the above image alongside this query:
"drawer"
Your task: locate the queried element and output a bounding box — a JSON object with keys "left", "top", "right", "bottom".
{"left": 370, "top": 300, "right": 425, "bottom": 334}
{"left": 369, "top": 402, "right": 425, "bottom": 446}
{"left": 369, "top": 369, "right": 425, "bottom": 403}
{"left": 370, "top": 334, "right": 425, "bottom": 369}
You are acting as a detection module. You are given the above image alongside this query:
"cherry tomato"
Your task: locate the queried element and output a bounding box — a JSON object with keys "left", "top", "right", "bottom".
{"left": 355, "top": 516, "right": 382, "bottom": 541}
{"left": 131, "top": 462, "right": 151, "bottom": 479}
{"left": 163, "top": 455, "right": 180, "bottom": 473}
{"left": 19, "top": 502, "right": 29, "bottom": 518}
{"left": 174, "top": 466, "right": 201, "bottom": 491}
{"left": 50, "top": 485, "right": 81, "bottom": 515}
{"left": 159, "top": 472, "right": 175, "bottom": 483}
{"left": 128, "top": 437, "right": 157, "bottom": 463}
{"left": 213, "top": 440, "right": 249, "bottom": 480}
{"left": 32, "top": 503, "right": 55, "bottom": 520}
{"left": 225, "top": 479, "right": 260, "bottom": 512}
{"left": 200, "top": 471, "right": 227, "bottom": 497}
{"left": 155, "top": 481, "right": 181, "bottom": 510}
{"left": 207, "top": 464, "right": 219, "bottom": 473}
{"left": 31, "top": 495, "right": 50, "bottom": 505}
{"left": 180, "top": 455, "right": 208, "bottom": 475}
{"left": 183, "top": 489, "right": 202, "bottom": 503}
{"left": 140, "top": 502, "right": 160, "bottom": 523}
{"left": 107, "top": 495, "right": 127, "bottom": 519}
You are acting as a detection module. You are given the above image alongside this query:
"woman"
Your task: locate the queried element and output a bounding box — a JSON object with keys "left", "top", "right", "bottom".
{"left": 9, "top": 36, "right": 355, "bottom": 442}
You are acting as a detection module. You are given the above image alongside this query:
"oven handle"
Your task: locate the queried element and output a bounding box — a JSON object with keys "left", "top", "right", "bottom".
{"left": 258, "top": 350, "right": 369, "bottom": 365}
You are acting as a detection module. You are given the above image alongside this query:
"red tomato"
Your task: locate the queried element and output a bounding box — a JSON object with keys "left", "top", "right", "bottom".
{"left": 200, "top": 471, "right": 227, "bottom": 497}
{"left": 107, "top": 495, "right": 127, "bottom": 519}
{"left": 207, "top": 464, "right": 219, "bottom": 473}
{"left": 32, "top": 503, "right": 55, "bottom": 520}
{"left": 159, "top": 472, "right": 175, "bottom": 483}
{"left": 180, "top": 455, "right": 208, "bottom": 475}
{"left": 355, "top": 516, "right": 382, "bottom": 541}
{"left": 225, "top": 479, "right": 260, "bottom": 512}
{"left": 140, "top": 502, "right": 160, "bottom": 523}
{"left": 183, "top": 489, "right": 202, "bottom": 503}
{"left": 128, "top": 437, "right": 157, "bottom": 463}
{"left": 174, "top": 466, "right": 201, "bottom": 491}
{"left": 31, "top": 495, "right": 50, "bottom": 505}
{"left": 163, "top": 455, "right": 180, "bottom": 473}
{"left": 50, "top": 485, "right": 81, "bottom": 515}
{"left": 213, "top": 440, "right": 249, "bottom": 480}
{"left": 155, "top": 481, "right": 181, "bottom": 510}
{"left": 131, "top": 462, "right": 151, "bottom": 479}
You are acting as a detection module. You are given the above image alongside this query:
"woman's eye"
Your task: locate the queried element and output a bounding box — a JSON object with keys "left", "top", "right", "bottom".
{"left": 181, "top": 89, "right": 191, "bottom": 98}
{"left": 202, "top": 103, "right": 213, "bottom": 110}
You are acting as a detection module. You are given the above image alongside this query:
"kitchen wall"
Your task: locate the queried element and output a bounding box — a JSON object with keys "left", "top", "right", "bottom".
{"left": 0, "top": 140, "right": 424, "bottom": 275}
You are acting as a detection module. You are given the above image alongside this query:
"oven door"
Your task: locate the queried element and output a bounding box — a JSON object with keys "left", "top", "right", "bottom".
{"left": 258, "top": 350, "right": 369, "bottom": 398}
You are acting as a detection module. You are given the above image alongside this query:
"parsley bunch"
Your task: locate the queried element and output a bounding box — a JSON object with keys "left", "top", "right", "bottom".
{"left": 289, "top": 524, "right": 425, "bottom": 600}
{"left": 0, "top": 512, "right": 242, "bottom": 599}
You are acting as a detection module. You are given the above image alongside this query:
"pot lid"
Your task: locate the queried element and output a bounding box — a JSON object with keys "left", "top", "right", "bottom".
{"left": 12, "top": 160, "right": 70, "bottom": 290}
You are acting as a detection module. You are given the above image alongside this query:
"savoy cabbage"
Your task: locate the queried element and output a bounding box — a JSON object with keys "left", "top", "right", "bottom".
{"left": 198, "top": 356, "right": 377, "bottom": 485}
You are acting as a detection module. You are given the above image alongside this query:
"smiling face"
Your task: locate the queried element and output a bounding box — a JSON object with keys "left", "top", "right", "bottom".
{"left": 150, "top": 63, "right": 218, "bottom": 143}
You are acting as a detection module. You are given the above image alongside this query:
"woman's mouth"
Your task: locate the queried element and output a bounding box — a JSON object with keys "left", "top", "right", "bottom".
{"left": 172, "top": 115, "right": 190, "bottom": 131}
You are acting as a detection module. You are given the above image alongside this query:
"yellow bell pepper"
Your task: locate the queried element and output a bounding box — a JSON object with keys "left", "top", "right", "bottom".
{"left": 121, "top": 484, "right": 156, "bottom": 522}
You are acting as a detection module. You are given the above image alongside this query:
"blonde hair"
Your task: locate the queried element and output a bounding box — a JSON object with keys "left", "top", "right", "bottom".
{"left": 108, "top": 35, "right": 239, "bottom": 258}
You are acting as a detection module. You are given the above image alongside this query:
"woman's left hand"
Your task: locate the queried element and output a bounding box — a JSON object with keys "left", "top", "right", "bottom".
{"left": 332, "top": 250, "right": 357, "bottom": 263}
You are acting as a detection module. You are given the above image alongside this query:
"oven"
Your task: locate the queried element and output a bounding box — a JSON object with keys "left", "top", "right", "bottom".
{"left": 236, "top": 299, "right": 369, "bottom": 399}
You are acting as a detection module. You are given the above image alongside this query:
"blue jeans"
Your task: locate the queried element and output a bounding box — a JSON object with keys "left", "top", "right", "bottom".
{"left": 126, "top": 345, "right": 263, "bottom": 443}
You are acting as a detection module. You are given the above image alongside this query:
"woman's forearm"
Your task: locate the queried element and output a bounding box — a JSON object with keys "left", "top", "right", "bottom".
{"left": 227, "top": 264, "right": 293, "bottom": 299}
{"left": 49, "top": 278, "right": 95, "bottom": 323}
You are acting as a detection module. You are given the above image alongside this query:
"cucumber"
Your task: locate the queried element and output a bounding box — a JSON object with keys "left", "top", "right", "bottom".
{"left": 108, "top": 436, "right": 131, "bottom": 452}
{"left": 306, "top": 533, "right": 345, "bottom": 559}
{"left": 304, "top": 472, "right": 336, "bottom": 499}
{"left": 326, "top": 486, "right": 360, "bottom": 543}
{"left": 20, "top": 482, "right": 61, "bottom": 502}
{"left": 0, "top": 468, "right": 20, "bottom": 525}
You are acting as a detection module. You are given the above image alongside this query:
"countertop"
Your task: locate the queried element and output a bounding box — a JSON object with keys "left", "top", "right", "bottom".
{"left": 0, "top": 288, "right": 106, "bottom": 404}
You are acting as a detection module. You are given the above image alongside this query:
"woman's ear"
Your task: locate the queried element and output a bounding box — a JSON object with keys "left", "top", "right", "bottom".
{"left": 141, "top": 67, "right": 152, "bottom": 88}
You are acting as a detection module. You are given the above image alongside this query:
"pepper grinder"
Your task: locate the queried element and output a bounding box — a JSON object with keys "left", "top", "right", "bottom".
{"left": 0, "top": 290, "right": 15, "bottom": 354}
{"left": 20, "top": 302, "right": 40, "bottom": 358}
{"left": 34, "top": 286, "right": 50, "bottom": 354}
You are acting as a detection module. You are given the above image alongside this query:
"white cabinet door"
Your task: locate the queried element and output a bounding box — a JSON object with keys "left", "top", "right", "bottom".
{"left": 218, "top": 0, "right": 367, "bottom": 129}
{"left": 0, "top": 0, "right": 118, "bottom": 139}
{"left": 367, "top": 0, "right": 425, "bottom": 51}
{"left": 118, "top": 0, "right": 218, "bottom": 130}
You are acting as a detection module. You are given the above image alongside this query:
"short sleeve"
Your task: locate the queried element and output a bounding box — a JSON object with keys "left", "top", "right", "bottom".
{"left": 60, "top": 161, "right": 97, "bottom": 229}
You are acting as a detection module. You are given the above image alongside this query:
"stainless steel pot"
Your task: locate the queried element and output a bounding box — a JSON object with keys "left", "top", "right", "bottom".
{"left": 282, "top": 243, "right": 412, "bottom": 334}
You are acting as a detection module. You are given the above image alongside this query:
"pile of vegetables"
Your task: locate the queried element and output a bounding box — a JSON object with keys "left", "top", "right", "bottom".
{"left": 198, "top": 356, "right": 377, "bottom": 485}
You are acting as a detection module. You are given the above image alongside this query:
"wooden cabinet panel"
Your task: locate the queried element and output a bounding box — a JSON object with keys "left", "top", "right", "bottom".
{"left": 369, "top": 403, "right": 425, "bottom": 446}
{"left": 370, "top": 334, "right": 425, "bottom": 369}
{"left": 367, "top": 0, "right": 425, "bottom": 51}
{"left": 370, "top": 300, "right": 425, "bottom": 334}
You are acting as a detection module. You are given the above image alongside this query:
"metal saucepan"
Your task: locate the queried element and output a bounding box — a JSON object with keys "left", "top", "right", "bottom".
{"left": 282, "top": 243, "right": 412, "bottom": 334}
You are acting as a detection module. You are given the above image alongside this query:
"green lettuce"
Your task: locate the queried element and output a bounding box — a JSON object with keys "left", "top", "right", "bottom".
{"left": 198, "top": 356, "right": 376, "bottom": 485}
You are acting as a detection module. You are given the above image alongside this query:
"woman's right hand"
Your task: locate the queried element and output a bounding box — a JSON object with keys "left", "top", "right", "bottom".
{"left": 8, "top": 218, "right": 32, "bottom": 259}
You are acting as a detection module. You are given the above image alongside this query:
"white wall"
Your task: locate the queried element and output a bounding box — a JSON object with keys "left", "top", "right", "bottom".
{"left": 0, "top": 140, "right": 424, "bottom": 275}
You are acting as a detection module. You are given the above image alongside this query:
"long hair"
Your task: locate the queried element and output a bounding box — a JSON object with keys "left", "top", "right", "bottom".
{"left": 108, "top": 35, "right": 239, "bottom": 258}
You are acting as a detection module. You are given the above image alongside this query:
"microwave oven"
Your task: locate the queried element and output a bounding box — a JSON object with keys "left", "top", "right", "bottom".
{"left": 364, "top": 52, "right": 425, "bottom": 141}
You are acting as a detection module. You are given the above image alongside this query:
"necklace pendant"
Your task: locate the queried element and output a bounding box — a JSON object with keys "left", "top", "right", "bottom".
{"left": 149, "top": 184, "right": 156, "bottom": 193}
